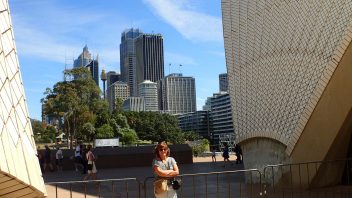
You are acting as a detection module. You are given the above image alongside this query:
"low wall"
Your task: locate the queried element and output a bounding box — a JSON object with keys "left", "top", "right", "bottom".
{"left": 41, "top": 144, "right": 193, "bottom": 171}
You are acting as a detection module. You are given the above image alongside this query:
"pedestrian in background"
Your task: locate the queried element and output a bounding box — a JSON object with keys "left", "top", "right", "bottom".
{"left": 55, "top": 147, "right": 63, "bottom": 171}
{"left": 43, "top": 145, "right": 54, "bottom": 172}
{"left": 212, "top": 148, "right": 216, "bottom": 162}
{"left": 222, "top": 145, "right": 232, "bottom": 167}
{"left": 84, "top": 145, "right": 97, "bottom": 180}
{"left": 74, "top": 142, "right": 83, "bottom": 172}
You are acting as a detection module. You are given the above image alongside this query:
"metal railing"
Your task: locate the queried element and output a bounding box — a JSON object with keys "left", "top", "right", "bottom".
{"left": 46, "top": 178, "right": 141, "bottom": 198}
{"left": 143, "top": 169, "right": 262, "bottom": 198}
{"left": 45, "top": 159, "right": 352, "bottom": 198}
{"left": 262, "top": 158, "right": 352, "bottom": 197}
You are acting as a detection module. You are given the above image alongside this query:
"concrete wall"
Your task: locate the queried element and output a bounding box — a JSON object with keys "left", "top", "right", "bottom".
{"left": 43, "top": 144, "right": 193, "bottom": 171}
{"left": 241, "top": 138, "right": 290, "bottom": 183}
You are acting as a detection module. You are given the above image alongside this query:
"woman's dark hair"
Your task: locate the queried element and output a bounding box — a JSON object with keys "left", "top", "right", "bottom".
{"left": 154, "top": 141, "right": 170, "bottom": 158}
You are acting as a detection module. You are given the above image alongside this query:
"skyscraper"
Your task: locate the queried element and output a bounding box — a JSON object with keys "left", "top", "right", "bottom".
{"left": 120, "top": 28, "right": 143, "bottom": 96}
{"left": 158, "top": 73, "right": 196, "bottom": 114}
{"left": 74, "top": 45, "right": 92, "bottom": 68}
{"left": 139, "top": 80, "right": 158, "bottom": 111}
{"left": 73, "top": 45, "right": 99, "bottom": 86}
{"left": 135, "top": 33, "right": 165, "bottom": 95}
{"left": 219, "top": 73, "right": 228, "bottom": 92}
{"left": 106, "top": 71, "right": 121, "bottom": 88}
{"left": 107, "top": 81, "right": 130, "bottom": 112}
{"left": 86, "top": 57, "right": 99, "bottom": 86}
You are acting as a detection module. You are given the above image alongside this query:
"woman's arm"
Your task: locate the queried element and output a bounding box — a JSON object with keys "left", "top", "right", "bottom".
{"left": 153, "top": 165, "right": 177, "bottom": 178}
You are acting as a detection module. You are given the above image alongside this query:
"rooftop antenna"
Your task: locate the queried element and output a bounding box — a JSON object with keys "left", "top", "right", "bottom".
{"left": 168, "top": 63, "right": 171, "bottom": 75}
{"left": 179, "top": 64, "right": 183, "bottom": 74}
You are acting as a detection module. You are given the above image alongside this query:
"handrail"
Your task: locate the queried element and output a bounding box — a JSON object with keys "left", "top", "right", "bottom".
{"left": 45, "top": 158, "right": 352, "bottom": 198}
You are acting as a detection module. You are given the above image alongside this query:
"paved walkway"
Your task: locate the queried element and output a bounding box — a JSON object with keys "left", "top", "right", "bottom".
{"left": 44, "top": 155, "right": 243, "bottom": 197}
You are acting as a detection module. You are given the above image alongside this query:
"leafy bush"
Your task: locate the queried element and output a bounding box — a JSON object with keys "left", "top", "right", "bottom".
{"left": 191, "top": 139, "right": 209, "bottom": 157}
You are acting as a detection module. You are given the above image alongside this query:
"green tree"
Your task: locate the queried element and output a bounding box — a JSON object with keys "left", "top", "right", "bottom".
{"left": 81, "top": 122, "right": 95, "bottom": 142}
{"left": 183, "top": 131, "right": 201, "bottom": 141}
{"left": 96, "top": 124, "right": 114, "bottom": 139}
{"left": 113, "top": 98, "right": 124, "bottom": 113}
{"left": 192, "top": 139, "right": 210, "bottom": 157}
{"left": 120, "top": 128, "right": 138, "bottom": 146}
{"left": 31, "top": 119, "right": 46, "bottom": 143}
{"left": 112, "top": 113, "right": 129, "bottom": 129}
{"left": 42, "top": 67, "right": 101, "bottom": 148}
{"left": 110, "top": 118, "right": 122, "bottom": 137}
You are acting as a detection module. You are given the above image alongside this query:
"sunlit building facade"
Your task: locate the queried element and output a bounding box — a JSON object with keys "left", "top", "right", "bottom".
{"left": 0, "top": 1, "right": 46, "bottom": 196}
{"left": 222, "top": 0, "right": 352, "bottom": 184}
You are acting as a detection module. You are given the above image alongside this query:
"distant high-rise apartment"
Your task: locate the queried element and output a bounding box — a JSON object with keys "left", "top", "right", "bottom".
{"left": 107, "top": 81, "right": 129, "bottom": 111}
{"left": 178, "top": 111, "right": 210, "bottom": 139}
{"left": 158, "top": 73, "right": 196, "bottom": 114}
{"left": 135, "top": 33, "right": 165, "bottom": 95}
{"left": 120, "top": 28, "right": 143, "bottom": 96}
{"left": 139, "top": 80, "right": 158, "bottom": 111}
{"left": 219, "top": 73, "right": 228, "bottom": 92}
{"left": 209, "top": 92, "right": 234, "bottom": 147}
{"left": 74, "top": 45, "right": 92, "bottom": 68}
{"left": 107, "top": 71, "right": 121, "bottom": 88}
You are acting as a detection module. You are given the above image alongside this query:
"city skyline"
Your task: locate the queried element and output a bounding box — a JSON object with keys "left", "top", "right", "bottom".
{"left": 9, "top": 0, "right": 226, "bottom": 120}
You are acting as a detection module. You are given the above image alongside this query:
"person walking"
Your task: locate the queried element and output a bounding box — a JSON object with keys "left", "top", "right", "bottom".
{"left": 211, "top": 148, "right": 216, "bottom": 162}
{"left": 55, "top": 147, "right": 63, "bottom": 171}
{"left": 234, "top": 144, "right": 243, "bottom": 164}
{"left": 222, "top": 145, "right": 232, "bottom": 167}
{"left": 84, "top": 145, "right": 97, "bottom": 180}
{"left": 37, "top": 146, "right": 44, "bottom": 173}
{"left": 152, "top": 141, "right": 179, "bottom": 198}
{"left": 43, "top": 145, "right": 54, "bottom": 172}
{"left": 81, "top": 145, "right": 88, "bottom": 174}
{"left": 74, "top": 143, "right": 83, "bottom": 172}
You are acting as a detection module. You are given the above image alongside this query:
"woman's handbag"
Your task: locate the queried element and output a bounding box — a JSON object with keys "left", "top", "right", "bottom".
{"left": 154, "top": 179, "right": 168, "bottom": 194}
{"left": 87, "top": 163, "right": 93, "bottom": 171}
{"left": 171, "top": 178, "right": 182, "bottom": 190}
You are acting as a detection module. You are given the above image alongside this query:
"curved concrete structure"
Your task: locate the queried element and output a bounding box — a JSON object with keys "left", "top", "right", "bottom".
{"left": 0, "top": 1, "right": 46, "bottom": 197}
{"left": 222, "top": 0, "right": 352, "bottom": 183}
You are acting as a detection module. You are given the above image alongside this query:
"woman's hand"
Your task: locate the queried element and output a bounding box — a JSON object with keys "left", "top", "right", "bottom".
{"left": 154, "top": 167, "right": 178, "bottom": 178}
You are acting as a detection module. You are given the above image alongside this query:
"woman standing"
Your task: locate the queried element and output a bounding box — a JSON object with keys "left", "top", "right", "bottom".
{"left": 152, "top": 141, "right": 179, "bottom": 198}
{"left": 83, "top": 145, "right": 97, "bottom": 180}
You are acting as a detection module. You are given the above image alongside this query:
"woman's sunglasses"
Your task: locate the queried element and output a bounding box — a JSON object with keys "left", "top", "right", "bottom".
{"left": 159, "top": 148, "right": 167, "bottom": 151}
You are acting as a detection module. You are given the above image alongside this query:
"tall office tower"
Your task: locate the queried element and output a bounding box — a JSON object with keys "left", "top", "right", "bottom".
{"left": 138, "top": 80, "right": 158, "bottom": 111}
{"left": 74, "top": 45, "right": 92, "bottom": 68}
{"left": 106, "top": 71, "right": 121, "bottom": 88}
{"left": 219, "top": 73, "right": 228, "bottom": 92}
{"left": 0, "top": 0, "right": 46, "bottom": 196}
{"left": 107, "top": 81, "right": 130, "bottom": 112}
{"left": 85, "top": 56, "right": 99, "bottom": 86}
{"left": 120, "top": 28, "right": 143, "bottom": 96}
{"left": 73, "top": 45, "right": 99, "bottom": 86}
{"left": 158, "top": 73, "right": 196, "bottom": 114}
{"left": 135, "top": 33, "right": 165, "bottom": 96}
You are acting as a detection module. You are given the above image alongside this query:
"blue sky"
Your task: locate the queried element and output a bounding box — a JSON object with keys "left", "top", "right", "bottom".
{"left": 9, "top": 0, "right": 226, "bottom": 120}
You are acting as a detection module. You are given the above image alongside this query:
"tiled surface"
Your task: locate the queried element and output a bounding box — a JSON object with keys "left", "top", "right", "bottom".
{"left": 222, "top": 0, "right": 352, "bottom": 154}
{"left": 0, "top": 0, "right": 46, "bottom": 196}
